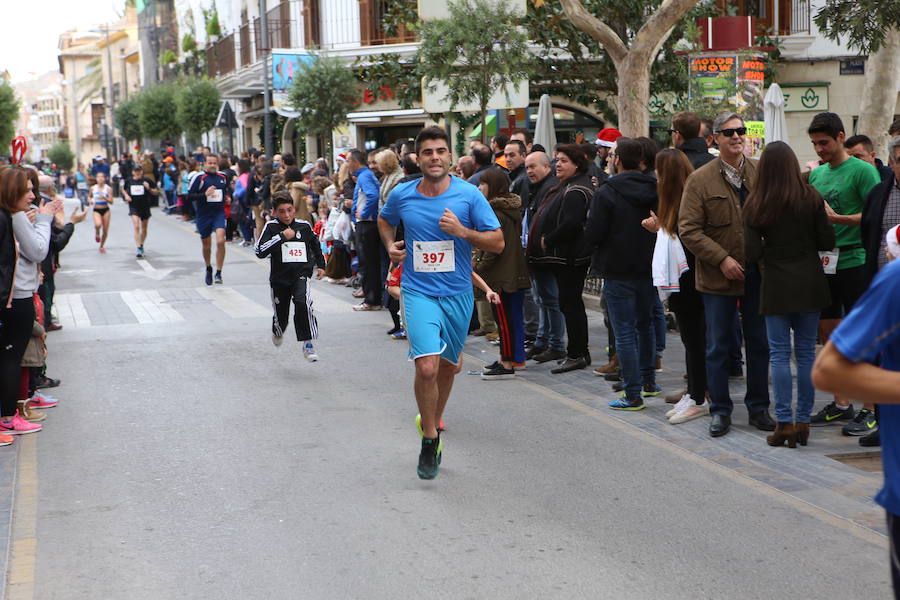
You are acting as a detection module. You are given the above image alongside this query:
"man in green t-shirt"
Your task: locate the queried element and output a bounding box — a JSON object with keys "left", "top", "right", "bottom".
{"left": 807, "top": 112, "right": 882, "bottom": 429}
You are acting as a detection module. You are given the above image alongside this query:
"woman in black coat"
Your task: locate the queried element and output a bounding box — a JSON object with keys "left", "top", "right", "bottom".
{"left": 531, "top": 144, "right": 595, "bottom": 373}
{"left": 744, "top": 141, "right": 835, "bottom": 448}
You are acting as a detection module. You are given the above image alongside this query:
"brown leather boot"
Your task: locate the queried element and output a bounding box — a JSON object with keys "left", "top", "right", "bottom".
{"left": 766, "top": 422, "right": 797, "bottom": 448}
{"left": 665, "top": 389, "right": 687, "bottom": 404}
{"left": 795, "top": 422, "right": 810, "bottom": 446}
{"left": 592, "top": 353, "right": 619, "bottom": 376}
{"left": 18, "top": 401, "right": 45, "bottom": 423}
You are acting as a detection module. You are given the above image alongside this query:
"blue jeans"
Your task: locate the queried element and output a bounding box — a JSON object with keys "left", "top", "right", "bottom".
{"left": 604, "top": 278, "right": 656, "bottom": 400}
{"left": 531, "top": 268, "right": 565, "bottom": 352}
{"left": 653, "top": 295, "right": 666, "bottom": 356}
{"left": 765, "top": 311, "right": 819, "bottom": 423}
{"left": 701, "top": 264, "right": 770, "bottom": 416}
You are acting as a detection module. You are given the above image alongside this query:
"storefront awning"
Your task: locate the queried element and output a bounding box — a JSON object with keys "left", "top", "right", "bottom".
{"left": 469, "top": 114, "right": 497, "bottom": 139}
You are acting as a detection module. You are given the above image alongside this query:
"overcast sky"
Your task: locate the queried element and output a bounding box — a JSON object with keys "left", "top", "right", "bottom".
{"left": 2, "top": 0, "right": 124, "bottom": 82}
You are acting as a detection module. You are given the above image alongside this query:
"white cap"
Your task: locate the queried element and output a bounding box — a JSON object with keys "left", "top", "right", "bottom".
{"left": 300, "top": 162, "right": 315, "bottom": 174}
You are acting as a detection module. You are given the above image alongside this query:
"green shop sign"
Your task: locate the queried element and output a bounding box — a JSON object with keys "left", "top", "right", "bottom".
{"left": 781, "top": 84, "right": 829, "bottom": 112}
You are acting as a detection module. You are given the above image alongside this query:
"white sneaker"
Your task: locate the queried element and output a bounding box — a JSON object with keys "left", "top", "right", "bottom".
{"left": 669, "top": 400, "right": 710, "bottom": 424}
{"left": 665, "top": 394, "right": 693, "bottom": 419}
{"left": 272, "top": 333, "right": 283, "bottom": 347}
{"left": 303, "top": 341, "right": 318, "bottom": 362}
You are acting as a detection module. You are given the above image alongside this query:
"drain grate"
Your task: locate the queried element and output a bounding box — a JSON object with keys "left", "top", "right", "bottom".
{"left": 827, "top": 452, "right": 882, "bottom": 473}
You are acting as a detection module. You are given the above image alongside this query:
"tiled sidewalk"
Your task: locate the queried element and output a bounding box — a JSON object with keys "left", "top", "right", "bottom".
{"left": 462, "top": 305, "right": 886, "bottom": 536}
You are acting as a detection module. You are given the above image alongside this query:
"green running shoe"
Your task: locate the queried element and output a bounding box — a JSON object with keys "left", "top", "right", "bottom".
{"left": 417, "top": 436, "right": 441, "bottom": 479}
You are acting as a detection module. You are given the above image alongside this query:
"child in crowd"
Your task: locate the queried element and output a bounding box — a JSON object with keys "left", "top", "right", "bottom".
{"left": 19, "top": 294, "right": 57, "bottom": 427}
{"left": 255, "top": 191, "right": 326, "bottom": 362}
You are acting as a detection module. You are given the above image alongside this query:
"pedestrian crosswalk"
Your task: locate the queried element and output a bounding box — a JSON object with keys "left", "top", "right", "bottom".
{"left": 53, "top": 286, "right": 270, "bottom": 328}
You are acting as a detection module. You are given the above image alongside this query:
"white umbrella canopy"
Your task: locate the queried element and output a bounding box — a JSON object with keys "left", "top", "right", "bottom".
{"left": 764, "top": 83, "right": 789, "bottom": 145}
{"left": 533, "top": 94, "right": 557, "bottom": 151}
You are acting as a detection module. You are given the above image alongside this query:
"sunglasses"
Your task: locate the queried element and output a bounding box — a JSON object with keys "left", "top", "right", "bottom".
{"left": 716, "top": 127, "right": 747, "bottom": 137}
{"left": 667, "top": 129, "right": 679, "bottom": 135}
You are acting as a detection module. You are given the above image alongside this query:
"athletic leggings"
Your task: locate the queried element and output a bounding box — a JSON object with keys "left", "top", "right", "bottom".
{"left": 271, "top": 277, "right": 318, "bottom": 342}
{"left": 0, "top": 298, "right": 34, "bottom": 417}
{"left": 490, "top": 289, "right": 526, "bottom": 364}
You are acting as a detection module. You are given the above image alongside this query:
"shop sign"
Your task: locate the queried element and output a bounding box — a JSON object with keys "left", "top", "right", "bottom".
{"left": 782, "top": 86, "right": 829, "bottom": 112}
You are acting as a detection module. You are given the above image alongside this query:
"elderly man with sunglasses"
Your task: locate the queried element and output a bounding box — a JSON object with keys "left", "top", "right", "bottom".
{"left": 678, "top": 112, "right": 774, "bottom": 438}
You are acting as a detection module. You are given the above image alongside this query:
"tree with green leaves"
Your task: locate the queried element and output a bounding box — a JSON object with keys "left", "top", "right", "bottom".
{"left": 418, "top": 0, "right": 534, "bottom": 143}
{"left": 135, "top": 82, "right": 181, "bottom": 142}
{"left": 287, "top": 55, "right": 358, "bottom": 158}
{"left": 0, "top": 80, "right": 20, "bottom": 153}
{"left": 815, "top": 1, "right": 900, "bottom": 156}
{"left": 175, "top": 78, "right": 220, "bottom": 139}
{"left": 115, "top": 96, "right": 143, "bottom": 143}
{"left": 47, "top": 141, "right": 75, "bottom": 171}
{"left": 558, "top": 0, "right": 704, "bottom": 136}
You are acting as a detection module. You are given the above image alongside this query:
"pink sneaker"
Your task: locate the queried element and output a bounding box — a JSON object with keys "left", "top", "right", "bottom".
{"left": 29, "top": 393, "right": 58, "bottom": 409}
{"left": 0, "top": 413, "right": 43, "bottom": 435}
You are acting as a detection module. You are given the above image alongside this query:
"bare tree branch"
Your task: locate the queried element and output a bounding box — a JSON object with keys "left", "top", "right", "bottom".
{"left": 557, "top": 0, "right": 628, "bottom": 64}
{"left": 632, "top": 0, "right": 703, "bottom": 62}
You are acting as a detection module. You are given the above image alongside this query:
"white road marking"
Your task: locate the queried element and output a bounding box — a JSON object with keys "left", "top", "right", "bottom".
{"left": 194, "top": 287, "right": 269, "bottom": 318}
{"left": 134, "top": 258, "right": 173, "bottom": 281}
{"left": 52, "top": 293, "right": 91, "bottom": 328}
{"left": 120, "top": 289, "right": 185, "bottom": 324}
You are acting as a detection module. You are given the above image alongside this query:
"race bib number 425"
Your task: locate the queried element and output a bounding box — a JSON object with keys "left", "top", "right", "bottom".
{"left": 413, "top": 240, "right": 455, "bottom": 273}
{"left": 130, "top": 184, "right": 144, "bottom": 196}
{"left": 281, "top": 241, "right": 308, "bottom": 263}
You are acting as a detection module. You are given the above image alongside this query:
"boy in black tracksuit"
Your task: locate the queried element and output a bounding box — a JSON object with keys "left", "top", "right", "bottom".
{"left": 255, "top": 192, "right": 326, "bottom": 361}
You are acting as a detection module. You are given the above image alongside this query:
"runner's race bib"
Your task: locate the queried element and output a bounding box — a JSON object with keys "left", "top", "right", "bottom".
{"left": 282, "top": 241, "right": 308, "bottom": 263}
{"left": 130, "top": 184, "right": 144, "bottom": 196}
{"left": 77, "top": 182, "right": 87, "bottom": 190}
{"left": 208, "top": 188, "right": 223, "bottom": 202}
{"left": 819, "top": 248, "right": 838, "bottom": 275}
{"left": 413, "top": 240, "right": 454, "bottom": 273}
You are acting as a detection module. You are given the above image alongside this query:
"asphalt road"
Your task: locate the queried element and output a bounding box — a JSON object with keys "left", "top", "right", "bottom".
{"left": 9, "top": 200, "right": 893, "bottom": 599}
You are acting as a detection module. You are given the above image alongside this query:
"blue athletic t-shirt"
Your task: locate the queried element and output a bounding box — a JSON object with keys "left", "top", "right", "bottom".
{"left": 831, "top": 258, "right": 900, "bottom": 515}
{"left": 380, "top": 176, "right": 501, "bottom": 297}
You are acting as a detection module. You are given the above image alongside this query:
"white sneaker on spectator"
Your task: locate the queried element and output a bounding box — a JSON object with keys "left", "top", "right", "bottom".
{"left": 666, "top": 394, "right": 693, "bottom": 419}
{"left": 669, "top": 400, "right": 710, "bottom": 424}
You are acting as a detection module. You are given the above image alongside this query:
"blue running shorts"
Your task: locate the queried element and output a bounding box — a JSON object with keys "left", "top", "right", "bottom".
{"left": 196, "top": 209, "right": 226, "bottom": 239}
{"left": 400, "top": 286, "right": 473, "bottom": 365}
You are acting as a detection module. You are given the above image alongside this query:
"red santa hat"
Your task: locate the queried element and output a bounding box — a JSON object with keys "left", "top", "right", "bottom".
{"left": 595, "top": 128, "right": 623, "bottom": 148}
{"left": 887, "top": 225, "right": 900, "bottom": 260}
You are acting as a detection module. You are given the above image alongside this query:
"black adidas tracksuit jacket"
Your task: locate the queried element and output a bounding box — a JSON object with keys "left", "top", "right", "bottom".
{"left": 255, "top": 218, "right": 326, "bottom": 283}
{"left": 255, "top": 218, "right": 326, "bottom": 341}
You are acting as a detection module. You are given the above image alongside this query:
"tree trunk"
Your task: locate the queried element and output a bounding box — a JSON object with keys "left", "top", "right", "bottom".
{"left": 558, "top": 0, "right": 702, "bottom": 138}
{"left": 857, "top": 27, "right": 900, "bottom": 158}
{"left": 616, "top": 55, "right": 652, "bottom": 137}
{"left": 480, "top": 103, "right": 487, "bottom": 145}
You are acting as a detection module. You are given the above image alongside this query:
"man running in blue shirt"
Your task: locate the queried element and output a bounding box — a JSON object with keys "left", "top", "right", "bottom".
{"left": 187, "top": 154, "right": 229, "bottom": 285}
{"left": 379, "top": 126, "right": 504, "bottom": 480}
{"left": 813, "top": 252, "right": 900, "bottom": 593}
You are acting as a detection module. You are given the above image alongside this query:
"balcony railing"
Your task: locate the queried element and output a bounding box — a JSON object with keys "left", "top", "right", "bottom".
{"left": 207, "top": 33, "right": 236, "bottom": 78}
{"left": 239, "top": 22, "right": 253, "bottom": 67}
{"left": 254, "top": 2, "right": 293, "bottom": 52}
{"left": 788, "top": 0, "right": 810, "bottom": 35}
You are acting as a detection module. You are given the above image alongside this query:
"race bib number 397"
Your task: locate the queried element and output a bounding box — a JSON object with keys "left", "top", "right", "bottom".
{"left": 413, "top": 240, "right": 455, "bottom": 273}
{"left": 208, "top": 189, "right": 223, "bottom": 202}
{"left": 281, "top": 241, "right": 308, "bottom": 263}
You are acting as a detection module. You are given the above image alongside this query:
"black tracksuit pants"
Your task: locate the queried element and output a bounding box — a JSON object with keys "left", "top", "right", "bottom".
{"left": 271, "top": 277, "right": 317, "bottom": 342}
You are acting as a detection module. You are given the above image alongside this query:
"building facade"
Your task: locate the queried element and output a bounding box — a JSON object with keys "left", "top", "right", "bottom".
{"left": 724, "top": 0, "right": 900, "bottom": 164}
